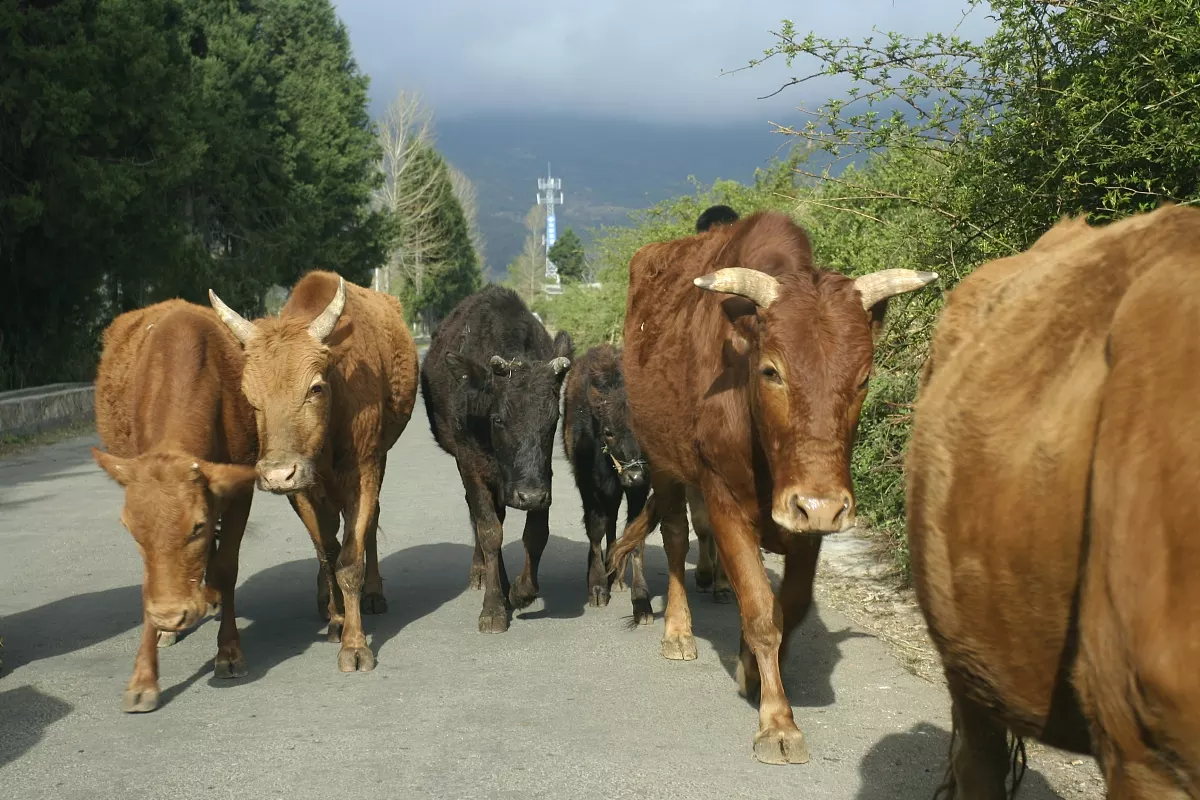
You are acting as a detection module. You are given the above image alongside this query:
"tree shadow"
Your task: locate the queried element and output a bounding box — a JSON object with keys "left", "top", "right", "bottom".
{"left": 856, "top": 722, "right": 1063, "bottom": 800}
{"left": 0, "top": 434, "right": 99, "bottom": 493}
{"left": 0, "top": 684, "right": 73, "bottom": 770}
{"left": 0, "top": 585, "right": 143, "bottom": 674}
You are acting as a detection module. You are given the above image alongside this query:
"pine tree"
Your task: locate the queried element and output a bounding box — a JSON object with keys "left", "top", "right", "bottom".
{"left": 547, "top": 228, "right": 586, "bottom": 282}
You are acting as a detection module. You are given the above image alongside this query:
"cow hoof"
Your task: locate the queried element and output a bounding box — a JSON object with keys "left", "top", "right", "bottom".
{"left": 713, "top": 588, "right": 734, "bottom": 604}
{"left": 156, "top": 631, "right": 178, "bottom": 648}
{"left": 695, "top": 569, "right": 714, "bottom": 592}
{"left": 611, "top": 576, "right": 628, "bottom": 593}
{"left": 632, "top": 598, "right": 654, "bottom": 626}
{"left": 753, "top": 727, "right": 810, "bottom": 765}
{"left": 508, "top": 582, "right": 539, "bottom": 610}
{"left": 318, "top": 597, "right": 331, "bottom": 621}
{"left": 122, "top": 687, "right": 160, "bottom": 713}
{"left": 478, "top": 610, "right": 510, "bottom": 634}
{"left": 337, "top": 645, "right": 375, "bottom": 673}
{"left": 467, "top": 566, "right": 486, "bottom": 590}
{"left": 214, "top": 651, "right": 247, "bottom": 679}
{"left": 660, "top": 633, "right": 698, "bottom": 661}
{"left": 361, "top": 592, "right": 388, "bottom": 614}
{"left": 327, "top": 622, "right": 343, "bottom": 644}
{"left": 588, "top": 585, "right": 610, "bottom": 608}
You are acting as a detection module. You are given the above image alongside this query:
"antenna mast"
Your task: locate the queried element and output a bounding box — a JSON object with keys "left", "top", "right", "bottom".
{"left": 536, "top": 163, "right": 564, "bottom": 294}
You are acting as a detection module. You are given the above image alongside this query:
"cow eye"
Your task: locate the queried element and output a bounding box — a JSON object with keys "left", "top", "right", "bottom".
{"left": 188, "top": 522, "right": 206, "bottom": 542}
{"left": 309, "top": 383, "right": 324, "bottom": 395}
{"left": 491, "top": 414, "right": 503, "bottom": 427}
{"left": 603, "top": 427, "right": 613, "bottom": 438}
{"left": 858, "top": 376, "right": 870, "bottom": 392}
{"left": 761, "top": 366, "right": 781, "bottom": 383}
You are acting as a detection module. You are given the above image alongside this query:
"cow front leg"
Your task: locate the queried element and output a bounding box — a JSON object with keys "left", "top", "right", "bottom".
{"left": 289, "top": 492, "right": 343, "bottom": 627}
{"left": 361, "top": 498, "right": 388, "bottom": 614}
{"left": 706, "top": 494, "right": 809, "bottom": 765}
{"left": 333, "top": 475, "right": 379, "bottom": 672}
{"left": 511, "top": 508, "right": 550, "bottom": 610}
{"left": 656, "top": 479, "right": 696, "bottom": 660}
{"left": 123, "top": 613, "right": 162, "bottom": 713}
{"left": 461, "top": 471, "right": 510, "bottom": 632}
{"left": 623, "top": 485, "right": 654, "bottom": 625}
{"left": 583, "top": 493, "right": 619, "bottom": 607}
{"left": 209, "top": 491, "right": 252, "bottom": 679}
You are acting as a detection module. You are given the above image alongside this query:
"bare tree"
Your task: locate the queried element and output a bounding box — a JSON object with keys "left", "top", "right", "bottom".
{"left": 448, "top": 164, "right": 487, "bottom": 273}
{"left": 506, "top": 203, "right": 547, "bottom": 305}
{"left": 372, "top": 90, "right": 448, "bottom": 301}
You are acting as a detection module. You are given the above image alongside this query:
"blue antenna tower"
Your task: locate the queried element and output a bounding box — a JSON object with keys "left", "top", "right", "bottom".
{"left": 536, "top": 163, "right": 563, "bottom": 294}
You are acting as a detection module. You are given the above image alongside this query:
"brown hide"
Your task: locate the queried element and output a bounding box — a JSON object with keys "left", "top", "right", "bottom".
{"left": 908, "top": 204, "right": 1200, "bottom": 794}
{"left": 209, "top": 270, "right": 419, "bottom": 673}
{"left": 624, "top": 212, "right": 890, "bottom": 539}
{"left": 92, "top": 299, "right": 257, "bottom": 712}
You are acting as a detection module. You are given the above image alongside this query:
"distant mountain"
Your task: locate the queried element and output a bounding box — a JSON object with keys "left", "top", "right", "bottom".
{"left": 433, "top": 113, "right": 808, "bottom": 279}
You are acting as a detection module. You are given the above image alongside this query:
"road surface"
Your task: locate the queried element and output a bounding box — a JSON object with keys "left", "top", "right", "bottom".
{"left": 0, "top": 426, "right": 1068, "bottom": 799}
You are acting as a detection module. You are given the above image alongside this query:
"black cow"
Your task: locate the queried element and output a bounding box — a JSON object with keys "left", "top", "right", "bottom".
{"left": 562, "top": 345, "right": 653, "bottom": 624}
{"left": 420, "top": 285, "right": 574, "bottom": 633}
{"left": 695, "top": 204, "right": 741, "bottom": 233}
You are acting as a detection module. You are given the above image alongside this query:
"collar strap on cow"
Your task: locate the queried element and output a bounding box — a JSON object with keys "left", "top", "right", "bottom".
{"left": 601, "top": 442, "right": 646, "bottom": 475}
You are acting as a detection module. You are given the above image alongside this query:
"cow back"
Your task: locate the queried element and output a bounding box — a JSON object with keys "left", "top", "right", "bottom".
{"left": 95, "top": 299, "right": 254, "bottom": 464}
{"left": 906, "top": 205, "right": 1195, "bottom": 746}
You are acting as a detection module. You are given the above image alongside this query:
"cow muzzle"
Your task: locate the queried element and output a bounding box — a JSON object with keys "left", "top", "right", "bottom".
{"left": 144, "top": 596, "right": 208, "bottom": 633}
{"left": 256, "top": 458, "right": 317, "bottom": 494}
{"left": 773, "top": 488, "right": 856, "bottom": 534}
{"left": 508, "top": 486, "right": 551, "bottom": 511}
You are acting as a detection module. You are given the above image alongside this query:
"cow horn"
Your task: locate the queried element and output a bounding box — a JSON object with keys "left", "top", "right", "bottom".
{"left": 208, "top": 289, "right": 258, "bottom": 345}
{"left": 853, "top": 269, "right": 939, "bottom": 310}
{"left": 550, "top": 356, "right": 571, "bottom": 375}
{"left": 308, "top": 276, "right": 346, "bottom": 343}
{"left": 694, "top": 268, "right": 780, "bottom": 308}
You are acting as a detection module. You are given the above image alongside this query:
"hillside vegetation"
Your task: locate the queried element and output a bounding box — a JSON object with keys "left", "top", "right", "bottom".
{"left": 534, "top": 0, "right": 1200, "bottom": 577}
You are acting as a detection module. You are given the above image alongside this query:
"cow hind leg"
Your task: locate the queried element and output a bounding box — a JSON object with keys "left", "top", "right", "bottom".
{"left": 657, "top": 480, "right": 697, "bottom": 661}
{"left": 361, "top": 498, "right": 388, "bottom": 614}
{"left": 688, "top": 486, "right": 732, "bottom": 603}
{"left": 511, "top": 509, "right": 550, "bottom": 610}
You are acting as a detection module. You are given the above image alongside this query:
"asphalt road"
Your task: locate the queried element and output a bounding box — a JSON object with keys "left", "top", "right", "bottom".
{"left": 0, "top": 425, "right": 1068, "bottom": 800}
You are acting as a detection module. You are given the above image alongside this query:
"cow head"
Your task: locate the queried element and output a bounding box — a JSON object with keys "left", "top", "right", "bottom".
{"left": 207, "top": 278, "right": 345, "bottom": 494}
{"left": 91, "top": 449, "right": 255, "bottom": 632}
{"left": 585, "top": 356, "right": 647, "bottom": 489}
{"left": 695, "top": 247, "right": 936, "bottom": 535}
{"left": 445, "top": 330, "right": 573, "bottom": 511}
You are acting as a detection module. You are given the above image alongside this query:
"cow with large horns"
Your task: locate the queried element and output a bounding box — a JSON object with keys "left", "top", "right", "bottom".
{"left": 907, "top": 205, "right": 1200, "bottom": 797}
{"left": 209, "top": 271, "right": 419, "bottom": 672}
{"left": 608, "top": 210, "right": 937, "bottom": 764}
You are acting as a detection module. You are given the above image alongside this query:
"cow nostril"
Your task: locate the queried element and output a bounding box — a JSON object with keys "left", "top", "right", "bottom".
{"left": 790, "top": 494, "right": 810, "bottom": 522}
{"left": 284, "top": 464, "right": 296, "bottom": 482}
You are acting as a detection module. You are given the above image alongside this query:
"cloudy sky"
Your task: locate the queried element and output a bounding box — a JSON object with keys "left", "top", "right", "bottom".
{"left": 332, "top": 0, "right": 996, "bottom": 125}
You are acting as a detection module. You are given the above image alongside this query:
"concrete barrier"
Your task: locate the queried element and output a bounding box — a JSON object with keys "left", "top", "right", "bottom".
{"left": 0, "top": 382, "right": 95, "bottom": 438}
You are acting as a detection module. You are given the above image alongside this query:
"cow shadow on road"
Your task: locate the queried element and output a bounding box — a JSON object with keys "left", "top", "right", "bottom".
{"left": 855, "top": 721, "right": 1061, "bottom": 799}
{"left": 0, "top": 584, "right": 143, "bottom": 674}
{"left": 0, "top": 684, "right": 73, "bottom": 770}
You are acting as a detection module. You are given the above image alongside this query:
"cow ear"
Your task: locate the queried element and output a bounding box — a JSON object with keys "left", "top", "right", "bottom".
{"left": 586, "top": 384, "right": 604, "bottom": 408}
{"left": 92, "top": 448, "right": 133, "bottom": 487}
{"left": 445, "top": 351, "right": 491, "bottom": 390}
{"left": 553, "top": 329, "right": 574, "bottom": 361}
{"left": 199, "top": 462, "right": 258, "bottom": 499}
{"left": 866, "top": 297, "right": 889, "bottom": 343}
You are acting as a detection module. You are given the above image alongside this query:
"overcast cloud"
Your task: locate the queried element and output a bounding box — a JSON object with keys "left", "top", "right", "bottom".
{"left": 331, "top": 0, "right": 995, "bottom": 125}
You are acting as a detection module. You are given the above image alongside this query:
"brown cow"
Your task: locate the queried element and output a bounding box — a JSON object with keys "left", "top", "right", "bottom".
{"left": 608, "top": 210, "right": 936, "bottom": 763}
{"left": 906, "top": 204, "right": 1200, "bottom": 798}
{"left": 209, "top": 270, "right": 418, "bottom": 672}
{"left": 92, "top": 299, "right": 258, "bottom": 713}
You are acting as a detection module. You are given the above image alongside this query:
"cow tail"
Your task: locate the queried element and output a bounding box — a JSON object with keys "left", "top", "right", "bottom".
{"left": 932, "top": 719, "right": 958, "bottom": 800}
{"left": 1007, "top": 734, "right": 1028, "bottom": 799}
{"left": 930, "top": 722, "right": 1027, "bottom": 800}
{"left": 606, "top": 491, "right": 659, "bottom": 580}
